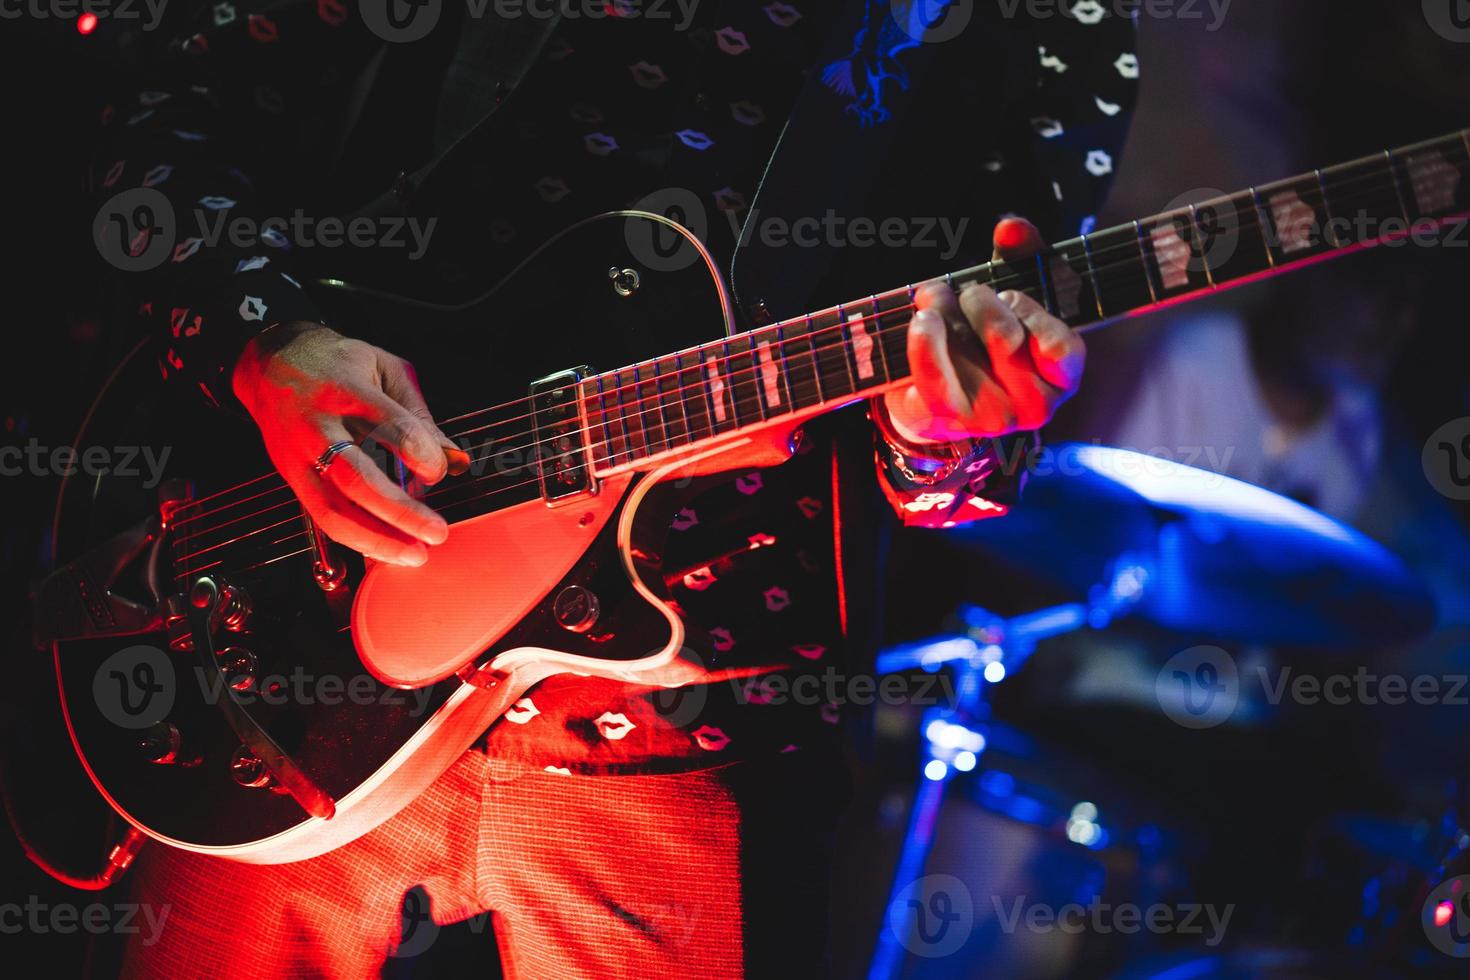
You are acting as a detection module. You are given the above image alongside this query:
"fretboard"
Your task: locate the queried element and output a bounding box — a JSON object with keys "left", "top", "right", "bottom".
{"left": 582, "top": 129, "right": 1470, "bottom": 475}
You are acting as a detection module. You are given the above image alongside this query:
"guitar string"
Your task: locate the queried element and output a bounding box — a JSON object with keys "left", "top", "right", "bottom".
{"left": 171, "top": 169, "right": 1461, "bottom": 576}
{"left": 168, "top": 157, "right": 1451, "bottom": 541}
{"left": 172, "top": 163, "right": 1455, "bottom": 551}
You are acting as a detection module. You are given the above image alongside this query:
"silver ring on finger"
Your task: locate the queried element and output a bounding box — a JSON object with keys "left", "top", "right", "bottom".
{"left": 313, "top": 440, "right": 358, "bottom": 477}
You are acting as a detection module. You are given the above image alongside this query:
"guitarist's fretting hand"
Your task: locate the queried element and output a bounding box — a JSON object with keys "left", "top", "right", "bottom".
{"left": 232, "top": 323, "right": 462, "bottom": 567}
{"left": 883, "top": 217, "right": 1087, "bottom": 444}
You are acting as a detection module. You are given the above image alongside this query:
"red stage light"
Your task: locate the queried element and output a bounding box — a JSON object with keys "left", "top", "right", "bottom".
{"left": 77, "top": 13, "right": 98, "bottom": 34}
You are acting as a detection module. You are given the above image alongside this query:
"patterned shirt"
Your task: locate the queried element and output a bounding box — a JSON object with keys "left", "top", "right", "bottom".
{"left": 87, "top": 0, "right": 1138, "bottom": 773}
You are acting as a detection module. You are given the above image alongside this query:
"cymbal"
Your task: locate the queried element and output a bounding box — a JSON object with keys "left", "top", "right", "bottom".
{"left": 943, "top": 444, "right": 1434, "bottom": 648}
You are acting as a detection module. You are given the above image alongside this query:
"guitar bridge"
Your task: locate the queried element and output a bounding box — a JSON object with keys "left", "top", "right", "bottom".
{"left": 529, "top": 367, "right": 598, "bottom": 504}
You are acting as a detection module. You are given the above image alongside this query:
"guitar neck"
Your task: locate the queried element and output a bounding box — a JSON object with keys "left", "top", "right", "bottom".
{"left": 582, "top": 129, "right": 1470, "bottom": 475}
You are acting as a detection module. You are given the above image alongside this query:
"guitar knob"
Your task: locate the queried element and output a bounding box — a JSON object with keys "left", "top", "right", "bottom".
{"left": 136, "top": 719, "right": 195, "bottom": 764}
{"left": 230, "top": 747, "right": 274, "bottom": 789}
{"left": 216, "top": 583, "right": 251, "bottom": 633}
{"left": 217, "top": 646, "right": 257, "bottom": 692}
{"left": 552, "top": 585, "right": 600, "bottom": 633}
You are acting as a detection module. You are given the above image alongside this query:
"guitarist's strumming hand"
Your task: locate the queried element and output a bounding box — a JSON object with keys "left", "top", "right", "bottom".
{"left": 232, "top": 323, "right": 464, "bottom": 568}
{"left": 883, "top": 217, "right": 1086, "bottom": 443}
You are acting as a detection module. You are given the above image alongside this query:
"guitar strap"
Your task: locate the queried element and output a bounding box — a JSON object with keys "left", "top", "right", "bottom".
{"left": 729, "top": 0, "right": 959, "bottom": 322}
{"left": 343, "top": 6, "right": 563, "bottom": 221}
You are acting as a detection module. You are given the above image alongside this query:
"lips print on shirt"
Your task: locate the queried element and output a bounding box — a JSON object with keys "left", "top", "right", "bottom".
{"left": 796, "top": 496, "right": 823, "bottom": 519}
{"left": 239, "top": 296, "right": 268, "bottom": 322}
{"left": 763, "top": 2, "right": 801, "bottom": 26}
{"left": 1070, "top": 0, "right": 1105, "bottom": 24}
{"left": 715, "top": 27, "right": 751, "bottom": 55}
{"left": 595, "top": 712, "right": 637, "bottom": 740}
{"left": 172, "top": 238, "right": 203, "bottom": 263}
{"left": 792, "top": 643, "right": 826, "bottom": 661}
{"left": 569, "top": 103, "right": 606, "bottom": 124}
{"left": 671, "top": 508, "right": 699, "bottom": 531}
{"left": 729, "top": 101, "right": 766, "bottom": 126}
{"left": 628, "top": 61, "right": 668, "bottom": 89}
{"left": 505, "top": 698, "right": 540, "bottom": 724}
{"left": 713, "top": 187, "right": 747, "bottom": 212}
{"left": 235, "top": 256, "right": 269, "bottom": 274}
{"left": 709, "top": 627, "right": 735, "bottom": 652}
{"left": 736, "top": 472, "right": 763, "bottom": 495}
{"left": 764, "top": 587, "right": 791, "bottom": 612}
{"left": 317, "top": 0, "right": 347, "bottom": 26}
{"left": 676, "top": 129, "right": 714, "bottom": 151}
{"left": 248, "top": 13, "right": 278, "bottom": 42}
{"left": 534, "top": 176, "right": 571, "bottom": 202}
{"left": 142, "top": 164, "right": 174, "bottom": 187}
{"left": 213, "top": 1, "right": 235, "bottom": 26}
{"left": 748, "top": 532, "right": 777, "bottom": 550}
{"left": 682, "top": 566, "right": 717, "bottom": 591}
{"left": 691, "top": 725, "right": 730, "bottom": 751}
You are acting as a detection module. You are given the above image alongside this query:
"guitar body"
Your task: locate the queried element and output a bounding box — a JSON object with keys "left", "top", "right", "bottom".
{"left": 47, "top": 214, "right": 761, "bottom": 863}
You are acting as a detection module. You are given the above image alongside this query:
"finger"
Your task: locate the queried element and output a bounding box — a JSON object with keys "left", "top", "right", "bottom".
{"left": 282, "top": 458, "right": 430, "bottom": 567}
{"left": 992, "top": 216, "right": 1046, "bottom": 263}
{"left": 960, "top": 284, "right": 1060, "bottom": 431}
{"left": 322, "top": 442, "right": 449, "bottom": 546}
{"left": 902, "top": 289, "right": 1016, "bottom": 439}
{"left": 999, "top": 288, "right": 1087, "bottom": 392}
{"left": 371, "top": 353, "right": 457, "bottom": 483}
{"left": 343, "top": 387, "right": 452, "bottom": 486}
{"left": 314, "top": 479, "right": 431, "bottom": 567}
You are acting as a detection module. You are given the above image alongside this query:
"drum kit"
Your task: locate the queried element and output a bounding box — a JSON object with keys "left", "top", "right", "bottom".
{"left": 866, "top": 445, "right": 1463, "bottom": 978}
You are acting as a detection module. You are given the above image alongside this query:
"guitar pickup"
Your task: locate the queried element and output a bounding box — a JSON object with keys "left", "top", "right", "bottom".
{"left": 529, "top": 367, "right": 597, "bottom": 503}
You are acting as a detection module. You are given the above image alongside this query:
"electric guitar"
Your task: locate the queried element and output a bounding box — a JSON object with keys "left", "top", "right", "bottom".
{"left": 34, "top": 130, "right": 1470, "bottom": 863}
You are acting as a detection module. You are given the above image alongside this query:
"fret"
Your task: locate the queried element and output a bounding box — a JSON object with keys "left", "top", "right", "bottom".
{"left": 839, "top": 298, "right": 889, "bottom": 392}
{"left": 1246, "top": 188, "right": 1277, "bottom": 268}
{"left": 616, "top": 365, "right": 652, "bottom": 460}
{"left": 777, "top": 314, "right": 823, "bottom": 411}
{"left": 1133, "top": 221, "right": 1162, "bottom": 302}
{"left": 808, "top": 308, "right": 856, "bottom": 403}
{"left": 595, "top": 374, "right": 629, "bottom": 466}
{"left": 751, "top": 325, "right": 791, "bottom": 418}
{"left": 945, "top": 262, "right": 994, "bottom": 294}
{"left": 720, "top": 333, "right": 766, "bottom": 427}
{"left": 675, "top": 348, "right": 714, "bottom": 443}
{"left": 1034, "top": 252, "right": 1058, "bottom": 316}
{"left": 1254, "top": 172, "right": 1338, "bottom": 262}
{"left": 702, "top": 344, "right": 739, "bottom": 436}
{"left": 1186, "top": 205, "right": 1216, "bottom": 288}
{"left": 1384, "top": 150, "right": 1413, "bottom": 225}
{"left": 1082, "top": 223, "right": 1156, "bottom": 318}
{"left": 653, "top": 353, "right": 691, "bottom": 449}
{"left": 1186, "top": 192, "right": 1274, "bottom": 288}
{"left": 1314, "top": 168, "right": 1337, "bottom": 239}
{"left": 987, "top": 253, "right": 1044, "bottom": 311}
{"left": 1046, "top": 239, "right": 1096, "bottom": 325}
{"left": 1317, "top": 152, "right": 1405, "bottom": 247}
{"left": 874, "top": 289, "right": 913, "bottom": 381}
{"left": 1079, "top": 234, "right": 1107, "bottom": 319}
